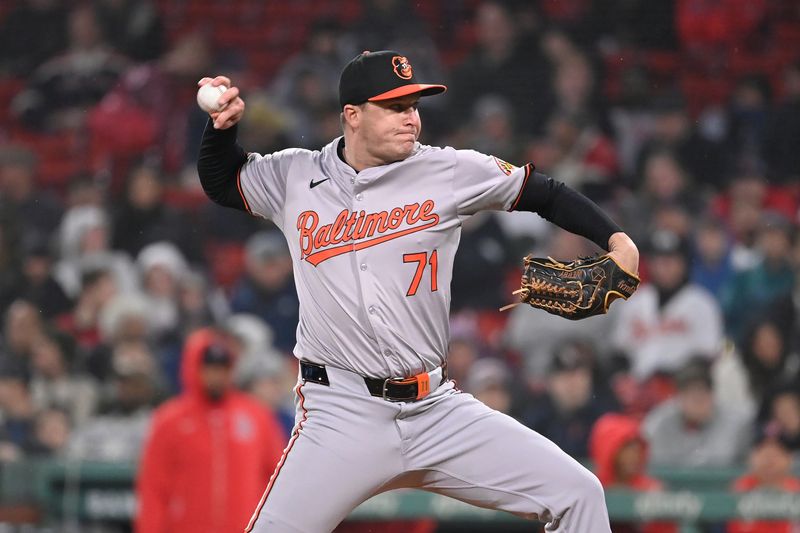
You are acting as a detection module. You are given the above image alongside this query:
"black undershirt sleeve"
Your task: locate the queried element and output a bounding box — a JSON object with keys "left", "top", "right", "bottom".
{"left": 196, "top": 119, "right": 249, "bottom": 212}
{"left": 511, "top": 164, "right": 621, "bottom": 251}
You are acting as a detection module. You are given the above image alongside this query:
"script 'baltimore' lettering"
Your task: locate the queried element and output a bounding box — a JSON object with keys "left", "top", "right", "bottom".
{"left": 297, "top": 199, "right": 440, "bottom": 266}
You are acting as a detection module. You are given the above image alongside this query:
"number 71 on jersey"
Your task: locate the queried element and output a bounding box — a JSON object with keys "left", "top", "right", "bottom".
{"left": 403, "top": 250, "right": 438, "bottom": 297}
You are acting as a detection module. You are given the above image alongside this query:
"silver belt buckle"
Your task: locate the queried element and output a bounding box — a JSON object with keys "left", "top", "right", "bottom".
{"left": 382, "top": 377, "right": 401, "bottom": 401}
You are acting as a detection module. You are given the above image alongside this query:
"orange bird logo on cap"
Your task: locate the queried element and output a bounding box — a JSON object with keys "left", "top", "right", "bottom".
{"left": 392, "top": 56, "right": 413, "bottom": 80}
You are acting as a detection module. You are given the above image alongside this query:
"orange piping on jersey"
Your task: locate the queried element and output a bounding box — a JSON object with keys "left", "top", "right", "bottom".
{"left": 244, "top": 382, "right": 307, "bottom": 532}
{"left": 236, "top": 164, "right": 252, "bottom": 214}
{"left": 509, "top": 163, "right": 534, "bottom": 212}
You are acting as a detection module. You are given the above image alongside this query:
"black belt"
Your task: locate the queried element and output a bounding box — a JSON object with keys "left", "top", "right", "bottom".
{"left": 300, "top": 361, "right": 446, "bottom": 402}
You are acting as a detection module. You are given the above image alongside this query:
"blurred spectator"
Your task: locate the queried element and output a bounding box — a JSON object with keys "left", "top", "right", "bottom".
{"left": 635, "top": 93, "right": 726, "bottom": 190}
{"left": 0, "top": 365, "right": 36, "bottom": 458}
{"left": 136, "top": 329, "right": 285, "bottom": 533}
{"left": 721, "top": 211, "right": 796, "bottom": 339}
{"left": 611, "top": 230, "right": 723, "bottom": 380}
{"left": 11, "top": 4, "right": 127, "bottom": 131}
{"left": 589, "top": 413, "right": 677, "bottom": 533}
{"left": 111, "top": 162, "right": 199, "bottom": 261}
{"left": 444, "top": 331, "right": 481, "bottom": 388}
{"left": 92, "top": 0, "right": 164, "bottom": 62}
{"left": 690, "top": 215, "right": 736, "bottom": 303}
{"left": 53, "top": 205, "right": 137, "bottom": 298}
{"left": 2, "top": 299, "right": 45, "bottom": 370}
{"left": 727, "top": 422, "right": 800, "bottom": 533}
{"left": 270, "top": 18, "right": 353, "bottom": 111}
{"left": 136, "top": 241, "right": 189, "bottom": 339}
{"left": 230, "top": 232, "right": 298, "bottom": 353}
{"left": 620, "top": 149, "right": 700, "bottom": 246}
{"left": 29, "top": 330, "right": 97, "bottom": 428}
{"left": 0, "top": 0, "right": 68, "bottom": 77}
{"left": 544, "top": 110, "right": 619, "bottom": 193}
{"left": 87, "top": 292, "right": 153, "bottom": 381}
{"left": 17, "top": 236, "right": 72, "bottom": 320}
{"left": 724, "top": 75, "right": 771, "bottom": 174}
{"left": 177, "top": 270, "right": 226, "bottom": 338}
{"left": 738, "top": 319, "right": 799, "bottom": 410}
{"left": 88, "top": 31, "right": 214, "bottom": 179}
{"left": 464, "top": 357, "right": 513, "bottom": 415}
{"left": 758, "top": 385, "right": 800, "bottom": 455}
{"left": 551, "top": 51, "right": 606, "bottom": 127}
{"left": 67, "top": 341, "right": 161, "bottom": 461}
{"left": 237, "top": 94, "right": 294, "bottom": 153}
{"left": 26, "top": 407, "right": 71, "bottom": 457}
{"left": 448, "top": 1, "right": 553, "bottom": 135}
{"left": 450, "top": 212, "right": 513, "bottom": 312}
{"left": 234, "top": 338, "right": 295, "bottom": 438}
{"left": 55, "top": 267, "right": 118, "bottom": 351}
{"left": 457, "top": 95, "right": 520, "bottom": 163}
{"left": 0, "top": 145, "right": 63, "bottom": 244}
{"left": 642, "top": 358, "right": 751, "bottom": 467}
{"left": 764, "top": 61, "right": 800, "bottom": 183}
{"left": 275, "top": 67, "right": 339, "bottom": 149}
{"left": 522, "top": 341, "right": 617, "bottom": 459}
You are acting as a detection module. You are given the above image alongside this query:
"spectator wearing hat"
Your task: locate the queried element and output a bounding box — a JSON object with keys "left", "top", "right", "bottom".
{"left": 521, "top": 340, "right": 618, "bottom": 459}
{"left": 230, "top": 231, "right": 299, "bottom": 353}
{"left": 610, "top": 229, "right": 724, "bottom": 380}
{"left": 136, "top": 328, "right": 285, "bottom": 533}
{"left": 727, "top": 422, "right": 800, "bottom": 533}
{"left": 642, "top": 358, "right": 752, "bottom": 467}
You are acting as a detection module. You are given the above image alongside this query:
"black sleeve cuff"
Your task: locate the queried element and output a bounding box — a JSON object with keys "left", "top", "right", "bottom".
{"left": 197, "top": 119, "right": 249, "bottom": 212}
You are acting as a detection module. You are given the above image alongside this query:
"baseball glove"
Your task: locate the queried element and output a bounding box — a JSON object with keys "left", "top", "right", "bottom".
{"left": 502, "top": 254, "right": 640, "bottom": 320}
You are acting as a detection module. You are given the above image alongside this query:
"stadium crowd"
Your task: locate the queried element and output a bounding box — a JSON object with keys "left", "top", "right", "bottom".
{"left": 1, "top": 0, "right": 800, "bottom": 531}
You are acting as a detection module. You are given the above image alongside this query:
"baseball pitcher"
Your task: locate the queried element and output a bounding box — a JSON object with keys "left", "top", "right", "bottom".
{"left": 197, "top": 50, "right": 640, "bottom": 533}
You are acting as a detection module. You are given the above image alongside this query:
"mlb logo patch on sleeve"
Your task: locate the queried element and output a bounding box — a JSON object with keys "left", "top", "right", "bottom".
{"left": 493, "top": 156, "right": 517, "bottom": 176}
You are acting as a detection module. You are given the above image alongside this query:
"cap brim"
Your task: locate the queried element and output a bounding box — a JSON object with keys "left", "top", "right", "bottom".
{"left": 368, "top": 84, "right": 447, "bottom": 102}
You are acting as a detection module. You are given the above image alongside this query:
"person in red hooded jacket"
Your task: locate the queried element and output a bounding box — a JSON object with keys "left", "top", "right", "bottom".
{"left": 135, "top": 328, "right": 285, "bottom": 533}
{"left": 589, "top": 413, "right": 677, "bottom": 533}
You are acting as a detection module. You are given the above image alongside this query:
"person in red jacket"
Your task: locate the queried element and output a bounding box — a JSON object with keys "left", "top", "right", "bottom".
{"left": 135, "top": 328, "right": 285, "bottom": 533}
{"left": 728, "top": 422, "right": 800, "bottom": 533}
{"left": 589, "top": 413, "right": 677, "bottom": 533}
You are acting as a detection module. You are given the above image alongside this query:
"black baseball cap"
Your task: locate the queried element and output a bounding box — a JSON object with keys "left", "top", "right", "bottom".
{"left": 202, "top": 344, "right": 233, "bottom": 367}
{"left": 339, "top": 50, "right": 447, "bottom": 108}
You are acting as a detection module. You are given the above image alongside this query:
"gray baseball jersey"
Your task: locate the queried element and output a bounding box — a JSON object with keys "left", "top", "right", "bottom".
{"left": 238, "top": 137, "right": 528, "bottom": 377}
{"left": 238, "top": 137, "right": 611, "bottom": 533}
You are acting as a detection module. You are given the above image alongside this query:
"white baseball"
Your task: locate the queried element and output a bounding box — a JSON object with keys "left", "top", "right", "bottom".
{"left": 197, "top": 83, "right": 228, "bottom": 113}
